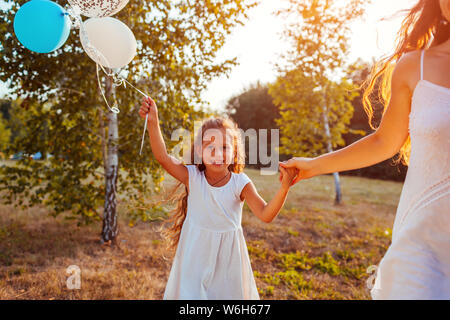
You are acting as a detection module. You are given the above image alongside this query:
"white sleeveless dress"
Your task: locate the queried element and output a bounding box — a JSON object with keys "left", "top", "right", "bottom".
{"left": 163, "top": 165, "right": 260, "bottom": 300}
{"left": 371, "top": 50, "right": 450, "bottom": 299}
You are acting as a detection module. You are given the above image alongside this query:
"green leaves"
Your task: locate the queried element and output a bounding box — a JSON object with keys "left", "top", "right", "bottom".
{"left": 0, "top": 0, "right": 255, "bottom": 224}
{"left": 270, "top": 70, "right": 359, "bottom": 157}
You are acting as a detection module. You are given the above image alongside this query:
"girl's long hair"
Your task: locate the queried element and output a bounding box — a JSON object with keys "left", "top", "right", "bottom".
{"left": 362, "top": 0, "right": 450, "bottom": 166}
{"left": 162, "top": 117, "right": 245, "bottom": 251}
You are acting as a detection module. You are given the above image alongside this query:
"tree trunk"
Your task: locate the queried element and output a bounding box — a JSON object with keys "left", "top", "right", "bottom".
{"left": 101, "top": 71, "right": 120, "bottom": 245}
{"left": 322, "top": 106, "right": 342, "bottom": 205}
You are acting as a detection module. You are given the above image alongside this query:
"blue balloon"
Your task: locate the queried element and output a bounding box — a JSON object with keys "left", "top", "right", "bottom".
{"left": 13, "top": 0, "right": 71, "bottom": 53}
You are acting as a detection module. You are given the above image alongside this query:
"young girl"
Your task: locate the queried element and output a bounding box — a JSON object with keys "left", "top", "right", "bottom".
{"left": 139, "top": 97, "right": 298, "bottom": 300}
{"left": 280, "top": 0, "right": 450, "bottom": 299}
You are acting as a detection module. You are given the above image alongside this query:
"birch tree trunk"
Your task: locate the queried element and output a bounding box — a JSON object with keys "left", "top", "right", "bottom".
{"left": 322, "top": 106, "right": 343, "bottom": 205}
{"left": 101, "top": 71, "right": 120, "bottom": 245}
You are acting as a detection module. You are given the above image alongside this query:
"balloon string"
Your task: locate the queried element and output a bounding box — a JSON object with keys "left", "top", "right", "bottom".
{"left": 96, "top": 63, "right": 121, "bottom": 114}
{"left": 95, "top": 65, "right": 152, "bottom": 156}
{"left": 140, "top": 114, "right": 149, "bottom": 156}
{"left": 69, "top": 5, "right": 152, "bottom": 156}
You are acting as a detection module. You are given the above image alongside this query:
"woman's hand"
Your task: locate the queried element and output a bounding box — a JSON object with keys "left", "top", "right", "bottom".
{"left": 279, "top": 157, "right": 317, "bottom": 186}
{"left": 139, "top": 96, "right": 158, "bottom": 125}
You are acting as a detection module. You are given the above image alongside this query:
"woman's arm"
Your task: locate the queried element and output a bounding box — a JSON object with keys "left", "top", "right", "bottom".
{"left": 241, "top": 166, "right": 297, "bottom": 223}
{"left": 139, "top": 97, "right": 188, "bottom": 187}
{"left": 281, "top": 54, "right": 414, "bottom": 185}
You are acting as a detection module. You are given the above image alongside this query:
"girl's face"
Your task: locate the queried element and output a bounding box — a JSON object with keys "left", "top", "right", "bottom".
{"left": 441, "top": 0, "right": 450, "bottom": 22}
{"left": 200, "top": 128, "right": 235, "bottom": 172}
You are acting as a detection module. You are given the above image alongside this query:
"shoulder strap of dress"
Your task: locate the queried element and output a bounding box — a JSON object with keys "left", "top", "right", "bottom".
{"left": 420, "top": 49, "right": 425, "bottom": 81}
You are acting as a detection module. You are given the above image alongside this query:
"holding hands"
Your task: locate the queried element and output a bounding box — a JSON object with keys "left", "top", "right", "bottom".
{"left": 279, "top": 157, "right": 317, "bottom": 186}
{"left": 278, "top": 164, "right": 300, "bottom": 190}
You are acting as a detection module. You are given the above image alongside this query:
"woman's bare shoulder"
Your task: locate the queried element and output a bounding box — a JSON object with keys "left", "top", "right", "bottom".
{"left": 392, "top": 50, "right": 422, "bottom": 92}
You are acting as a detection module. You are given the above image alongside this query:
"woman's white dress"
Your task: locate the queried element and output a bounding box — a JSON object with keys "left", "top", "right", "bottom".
{"left": 163, "top": 165, "right": 260, "bottom": 300}
{"left": 371, "top": 50, "right": 450, "bottom": 299}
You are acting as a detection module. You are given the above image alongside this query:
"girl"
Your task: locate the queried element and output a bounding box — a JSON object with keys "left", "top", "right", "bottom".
{"left": 280, "top": 0, "right": 450, "bottom": 299}
{"left": 139, "top": 97, "right": 298, "bottom": 300}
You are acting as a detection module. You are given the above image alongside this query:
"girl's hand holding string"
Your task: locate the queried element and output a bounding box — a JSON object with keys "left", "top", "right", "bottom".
{"left": 139, "top": 96, "right": 158, "bottom": 126}
{"left": 138, "top": 95, "right": 189, "bottom": 187}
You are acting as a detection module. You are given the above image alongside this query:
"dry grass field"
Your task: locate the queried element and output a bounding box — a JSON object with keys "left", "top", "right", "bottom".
{"left": 0, "top": 167, "right": 402, "bottom": 299}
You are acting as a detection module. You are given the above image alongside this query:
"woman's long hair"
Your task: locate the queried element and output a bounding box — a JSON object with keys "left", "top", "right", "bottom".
{"left": 362, "top": 0, "right": 450, "bottom": 165}
{"left": 162, "top": 117, "right": 245, "bottom": 250}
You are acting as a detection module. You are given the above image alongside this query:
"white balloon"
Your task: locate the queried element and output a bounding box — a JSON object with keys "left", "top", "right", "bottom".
{"left": 68, "top": 0, "right": 129, "bottom": 18}
{"left": 80, "top": 17, "right": 137, "bottom": 69}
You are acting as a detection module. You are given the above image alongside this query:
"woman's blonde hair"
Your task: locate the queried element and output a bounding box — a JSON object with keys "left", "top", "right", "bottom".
{"left": 162, "top": 117, "right": 245, "bottom": 250}
{"left": 362, "top": 0, "right": 450, "bottom": 166}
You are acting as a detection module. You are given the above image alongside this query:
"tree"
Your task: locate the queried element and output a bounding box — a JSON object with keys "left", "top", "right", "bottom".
{"left": 269, "top": 0, "right": 366, "bottom": 204}
{"left": 0, "top": 0, "right": 256, "bottom": 244}
{"left": 0, "top": 98, "right": 30, "bottom": 158}
{"left": 0, "top": 99, "right": 12, "bottom": 121}
{"left": 226, "top": 82, "right": 279, "bottom": 131}
{"left": 0, "top": 113, "right": 10, "bottom": 158}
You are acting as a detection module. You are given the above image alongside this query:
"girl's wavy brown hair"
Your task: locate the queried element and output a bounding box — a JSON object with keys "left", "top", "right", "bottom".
{"left": 362, "top": 0, "right": 450, "bottom": 166}
{"left": 161, "top": 117, "right": 245, "bottom": 251}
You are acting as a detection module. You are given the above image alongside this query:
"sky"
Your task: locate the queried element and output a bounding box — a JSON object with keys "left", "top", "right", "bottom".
{"left": 0, "top": 0, "right": 417, "bottom": 111}
{"left": 201, "top": 0, "right": 416, "bottom": 111}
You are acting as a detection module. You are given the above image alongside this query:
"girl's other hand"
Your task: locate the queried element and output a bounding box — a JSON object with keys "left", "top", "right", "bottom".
{"left": 279, "top": 165, "right": 299, "bottom": 190}
{"left": 139, "top": 96, "right": 158, "bottom": 124}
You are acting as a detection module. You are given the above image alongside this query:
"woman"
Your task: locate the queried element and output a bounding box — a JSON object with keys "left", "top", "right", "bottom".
{"left": 280, "top": 0, "right": 450, "bottom": 299}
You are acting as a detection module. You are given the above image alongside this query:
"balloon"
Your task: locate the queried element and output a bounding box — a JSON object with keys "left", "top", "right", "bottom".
{"left": 67, "top": 0, "right": 129, "bottom": 18}
{"left": 13, "top": 0, "right": 71, "bottom": 53}
{"left": 80, "top": 17, "right": 137, "bottom": 69}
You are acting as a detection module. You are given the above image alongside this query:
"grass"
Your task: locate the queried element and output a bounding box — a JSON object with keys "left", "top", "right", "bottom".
{"left": 0, "top": 167, "right": 402, "bottom": 299}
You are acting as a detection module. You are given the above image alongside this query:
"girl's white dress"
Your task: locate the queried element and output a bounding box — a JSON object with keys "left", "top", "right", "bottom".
{"left": 371, "top": 50, "right": 450, "bottom": 299}
{"left": 163, "top": 165, "right": 260, "bottom": 300}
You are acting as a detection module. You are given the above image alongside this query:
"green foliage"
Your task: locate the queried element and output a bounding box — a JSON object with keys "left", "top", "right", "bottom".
{"left": 276, "top": 270, "right": 313, "bottom": 291}
{"left": 280, "top": 251, "right": 312, "bottom": 271}
{"left": 0, "top": 112, "right": 10, "bottom": 155}
{"left": 313, "top": 251, "right": 340, "bottom": 276}
{"left": 0, "top": 0, "right": 256, "bottom": 223}
{"left": 125, "top": 189, "right": 171, "bottom": 226}
{"left": 1, "top": 99, "right": 30, "bottom": 154}
{"left": 270, "top": 73, "right": 359, "bottom": 157}
{"left": 277, "top": 250, "right": 371, "bottom": 281}
{"left": 279, "top": 251, "right": 342, "bottom": 276}
{"left": 287, "top": 228, "right": 299, "bottom": 237}
{"left": 262, "top": 285, "right": 274, "bottom": 296}
{"left": 256, "top": 269, "right": 313, "bottom": 299}
{"left": 247, "top": 241, "right": 268, "bottom": 259}
{"left": 226, "top": 82, "right": 279, "bottom": 131}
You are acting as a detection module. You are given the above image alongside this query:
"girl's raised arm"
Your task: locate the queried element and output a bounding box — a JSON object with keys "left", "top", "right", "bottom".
{"left": 139, "top": 97, "right": 188, "bottom": 187}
